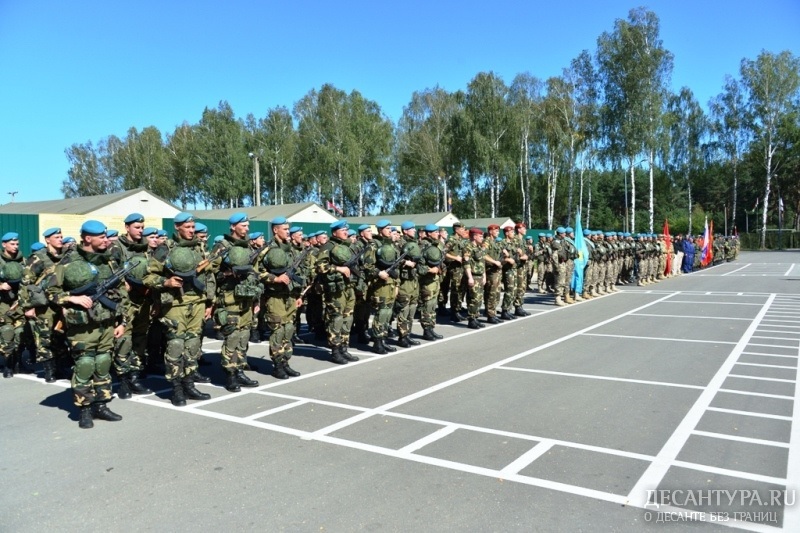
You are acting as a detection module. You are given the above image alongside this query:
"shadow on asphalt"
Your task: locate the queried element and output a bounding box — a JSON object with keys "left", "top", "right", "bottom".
{"left": 39, "top": 387, "right": 78, "bottom": 421}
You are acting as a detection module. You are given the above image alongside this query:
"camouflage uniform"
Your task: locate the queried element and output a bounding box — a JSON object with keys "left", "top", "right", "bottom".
{"left": 463, "top": 233, "right": 486, "bottom": 329}
{"left": 0, "top": 251, "right": 25, "bottom": 377}
{"left": 365, "top": 231, "right": 399, "bottom": 354}
{"left": 443, "top": 229, "right": 467, "bottom": 319}
{"left": 316, "top": 230, "right": 358, "bottom": 362}
{"left": 483, "top": 232, "right": 503, "bottom": 323}
{"left": 395, "top": 231, "right": 422, "bottom": 347}
{"left": 417, "top": 234, "right": 444, "bottom": 340}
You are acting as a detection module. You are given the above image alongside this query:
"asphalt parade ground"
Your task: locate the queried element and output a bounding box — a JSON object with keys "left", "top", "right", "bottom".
{"left": 3, "top": 251, "right": 800, "bottom": 532}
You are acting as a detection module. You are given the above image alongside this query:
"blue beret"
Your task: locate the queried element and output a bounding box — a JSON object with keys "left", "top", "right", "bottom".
{"left": 401, "top": 221, "right": 415, "bottom": 231}
{"left": 30, "top": 242, "right": 45, "bottom": 252}
{"left": 214, "top": 235, "right": 224, "bottom": 242}
{"left": 424, "top": 224, "right": 439, "bottom": 232}
{"left": 174, "top": 212, "right": 194, "bottom": 224}
{"left": 270, "top": 216, "right": 288, "bottom": 226}
{"left": 1, "top": 232, "right": 19, "bottom": 242}
{"left": 376, "top": 219, "right": 391, "bottom": 229}
{"left": 565, "top": 227, "right": 574, "bottom": 233}
{"left": 142, "top": 227, "right": 159, "bottom": 237}
{"left": 80, "top": 220, "right": 106, "bottom": 236}
{"left": 347, "top": 229, "right": 356, "bottom": 236}
{"left": 525, "top": 236, "right": 533, "bottom": 241}
{"left": 229, "top": 212, "right": 248, "bottom": 225}
{"left": 195, "top": 223, "right": 208, "bottom": 233}
{"left": 357, "top": 224, "right": 371, "bottom": 232}
{"left": 556, "top": 227, "right": 565, "bottom": 234}
{"left": 248, "top": 231, "right": 264, "bottom": 240}
{"left": 331, "top": 220, "right": 349, "bottom": 231}
{"left": 495, "top": 236, "right": 503, "bottom": 242}
{"left": 545, "top": 233, "right": 553, "bottom": 238}
{"left": 289, "top": 226, "right": 303, "bottom": 235}
{"left": 62, "top": 236, "right": 76, "bottom": 244}
{"left": 124, "top": 213, "right": 145, "bottom": 225}
{"left": 583, "top": 229, "right": 591, "bottom": 236}
{"left": 607, "top": 231, "right": 616, "bottom": 237}
{"left": 106, "top": 229, "right": 119, "bottom": 238}
{"left": 43, "top": 227, "right": 61, "bottom": 238}
{"left": 157, "top": 229, "right": 167, "bottom": 237}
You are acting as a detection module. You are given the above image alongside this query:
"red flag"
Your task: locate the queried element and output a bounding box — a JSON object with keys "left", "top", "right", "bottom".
{"left": 326, "top": 200, "right": 335, "bottom": 211}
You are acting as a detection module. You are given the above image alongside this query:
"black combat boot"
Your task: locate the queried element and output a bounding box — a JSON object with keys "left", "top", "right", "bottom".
{"left": 128, "top": 372, "right": 152, "bottom": 395}
{"left": 225, "top": 372, "right": 241, "bottom": 392}
{"left": 117, "top": 375, "right": 132, "bottom": 399}
{"left": 182, "top": 377, "right": 211, "bottom": 401}
{"left": 340, "top": 346, "right": 360, "bottom": 362}
{"left": 91, "top": 402, "right": 122, "bottom": 422}
{"left": 397, "top": 336, "right": 412, "bottom": 348}
{"left": 236, "top": 370, "right": 259, "bottom": 387}
{"left": 422, "top": 327, "right": 443, "bottom": 340}
{"left": 500, "top": 310, "right": 515, "bottom": 321}
{"left": 2, "top": 353, "right": 15, "bottom": 378}
{"left": 170, "top": 380, "right": 186, "bottom": 407}
{"left": 372, "top": 339, "right": 388, "bottom": 355}
{"left": 467, "top": 318, "right": 481, "bottom": 330}
{"left": 514, "top": 306, "right": 530, "bottom": 317}
{"left": 191, "top": 371, "right": 211, "bottom": 383}
{"left": 43, "top": 360, "right": 57, "bottom": 383}
{"left": 282, "top": 361, "right": 301, "bottom": 377}
{"left": 330, "top": 346, "right": 349, "bottom": 365}
{"left": 487, "top": 316, "right": 502, "bottom": 324}
{"left": 450, "top": 311, "right": 464, "bottom": 323}
{"left": 271, "top": 361, "right": 289, "bottom": 380}
{"left": 249, "top": 329, "right": 260, "bottom": 344}
{"left": 78, "top": 406, "right": 94, "bottom": 429}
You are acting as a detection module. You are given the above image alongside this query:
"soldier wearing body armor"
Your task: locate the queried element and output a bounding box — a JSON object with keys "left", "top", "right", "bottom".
{"left": 563, "top": 226, "right": 578, "bottom": 303}
{"left": 551, "top": 227, "right": 569, "bottom": 306}
{"left": 499, "top": 226, "right": 519, "bottom": 318}
{"left": 366, "top": 219, "right": 399, "bottom": 355}
{"left": 580, "top": 229, "right": 596, "bottom": 299}
{"left": 259, "top": 218, "right": 308, "bottom": 379}
{"left": 395, "top": 222, "right": 422, "bottom": 348}
{"left": 18, "top": 228, "right": 69, "bottom": 381}
{"left": 417, "top": 224, "right": 444, "bottom": 341}
{"left": 287, "top": 226, "right": 310, "bottom": 346}
{"left": 306, "top": 231, "right": 328, "bottom": 340}
{"left": 351, "top": 224, "right": 376, "bottom": 345}
{"left": 442, "top": 223, "right": 468, "bottom": 322}
{"left": 143, "top": 212, "right": 215, "bottom": 407}
{"left": 482, "top": 225, "right": 503, "bottom": 324}
{"left": 534, "top": 233, "right": 548, "bottom": 293}
{"left": 212, "top": 213, "right": 262, "bottom": 390}
{"left": 105, "top": 213, "right": 153, "bottom": 399}
{"left": 315, "top": 220, "right": 360, "bottom": 363}
{"left": 0, "top": 232, "right": 25, "bottom": 378}
{"left": 45, "top": 221, "right": 127, "bottom": 428}
{"left": 464, "top": 227, "right": 487, "bottom": 329}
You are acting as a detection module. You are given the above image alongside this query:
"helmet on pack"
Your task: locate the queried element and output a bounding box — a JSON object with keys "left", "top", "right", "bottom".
{"left": 422, "top": 244, "right": 443, "bottom": 266}
{"left": 226, "top": 245, "right": 251, "bottom": 267}
{"left": 63, "top": 260, "right": 98, "bottom": 291}
{"left": 166, "top": 246, "right": 198, "bottom": 276}
{"left": 124, "top": 255, "right": 149, "bottom": 285}
{"left": 330, "top": 243, "right": 354, "bottom": 266}
{"left": 0, "top": 261, "right": 24, "bottom": 284}
{"left": 264, "top": 247, "right": 290, "bottom": 274}
{"left": 402, "top": 241, "right": 422, "bottom": 261}
{"left": 375, "top": 242, "right": 397, "bottom": 269}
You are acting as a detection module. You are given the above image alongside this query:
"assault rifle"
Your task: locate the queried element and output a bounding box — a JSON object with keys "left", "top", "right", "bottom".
{"left": 286, "top": 246, "right": 313, "bottom": 286}
{"left": 70, "top": 260, "right": 139, "bottom": 315}
{"left": 385, "top": 251, "right": 409, "bottom": 277}
{"left": 197, "top": 246, "right": 229, "bottom": 273}
{"left": 344, "top": 245, "right": 370, "bottom": 278}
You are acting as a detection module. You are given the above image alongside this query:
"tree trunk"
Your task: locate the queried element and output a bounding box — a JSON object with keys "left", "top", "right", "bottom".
{"left": 629, "top": 161, "right": 636, "bottom": 234}
{"left": 648, "top": 147, "right": 655, "bottom": 233}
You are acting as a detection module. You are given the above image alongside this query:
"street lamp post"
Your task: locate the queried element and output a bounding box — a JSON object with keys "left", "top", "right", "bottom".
{"left": 439, "top": 176, "right": 448, "bottom": 212}
{"left": 248, "top": 152, "right": 261, "bottom": 206}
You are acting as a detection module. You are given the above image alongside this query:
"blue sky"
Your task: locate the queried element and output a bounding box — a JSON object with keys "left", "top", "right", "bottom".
{"left": 1, "top": 0, "right": 798, "bottom": 204}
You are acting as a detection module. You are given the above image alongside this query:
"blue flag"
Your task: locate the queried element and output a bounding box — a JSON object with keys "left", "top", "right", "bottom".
{"left": 571, "top": 211, "right": 589, "bottom": 294}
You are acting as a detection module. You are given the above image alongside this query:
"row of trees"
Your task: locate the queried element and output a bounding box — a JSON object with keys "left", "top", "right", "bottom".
{"left": 64, "top": 8, "right": 800, "bottom": 247}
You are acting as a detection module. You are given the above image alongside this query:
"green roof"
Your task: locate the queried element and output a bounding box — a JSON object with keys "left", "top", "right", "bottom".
{"left": 191, "top": 202, "right": 328, "bottom": 221}
{"left": 345, "top": 212, "right": 458, "bottom": 226}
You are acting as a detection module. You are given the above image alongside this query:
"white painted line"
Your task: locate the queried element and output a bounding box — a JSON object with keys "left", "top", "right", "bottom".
{"left": 671, "top": 459, "right": 786, "bottom": 486}
{"left": 706, "top": 407, "right": 793, "bottom": 421}
{"left": 764, "top": 311, "right": 800, "bottom": 316}
{"left": 692, "top": 429, "right": 789, "bottom": 448}
{"left": 728, "top": 374, "right": 795, "bottom": 384}
{"left": 782, "top": 317, "right": 800, "bottom": 532}
{"left": 500, "top": 441, "right": 555, "bottom": 476}
{"left": 741, "top": 351, "right": 799, "bottom": 359}
{"left": 583, "top": 333, "right": 737, "bottom": 345}
{"left": 718, "top": 388, "right": 794, "bottom": 400}
{"left": 756, "top": 330, "right": 800, "bottom": 336}
{"left": 308, "top": 293, "right": 679, "bottom": 439}
{"left": 735, "top": 361, "right": 798, "bottom": 370}
{"left": 243, "top": 399, "right": 308, "bottom": 420}
{"left": 785, "top": 264, "right": 796, "bottom": 276}
{"left": 498, "top": 366, "right": 705, "bottom": 390}
{"left": 748, "top": 342, "right": 799, "bottom": 349}
{"left": 722, "top": 263, "right": 752, "bottom": 276}
{"left": 760, "top": 320, "right": 800, "bottom": 326}
{"left": 627, "top": 294, "right": 776, "bottom": 508}
{"left": 633, "top": 313, "right": 751, "bottom": 321}
{"left": 662, "top": 300, "right": 763, "bottom": 306}
{"left": 398, "top": 425, "right": 456, "bottom": 454}
{"left": 752, "top": 335, "right": 800, "bottom": 342}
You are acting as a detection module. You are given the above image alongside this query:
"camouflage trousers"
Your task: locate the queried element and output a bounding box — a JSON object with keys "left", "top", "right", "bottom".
{"left": 368, "top": 282, "right": 394, "bottom": 341}
{"left": 216, "top": 298, "right": 257, "bottom": 372}
{"left": 264, "top": 295, "right": 296, "bottom": 364}
{"left": 447, "top": 266, "right": 465, "bottom": 313}
{"left": 396, "top": 278, "right": 419, "bottom": 338}
{"left": 537, "top": 262, "right": 547, "bottom": 291}
{"left": 113, "top": 297, "right": 151, "bottom": 376}
{"left": 554, "top": 262, "right": 568, "bottom": 297}
{"left": 418, "top": 275, "right": 440, "bottom": 330}
{"left": 565, "top": 260, "right": 575, "bottom": 295}
{"left": 466, "top": 279, "right": 485, "bottom": 319}
{"left": 501, "top": 267, "right": 517, "bottom": 311}
{"left": 514, "top": 262, "right": 528, "bottom": 306}
{"left": 65, "top": 320, "right": 115, "bottom": 407}
{"left": 483, "top": 269, "right": 501, "bottom": 317}
{"left": 325, "top": 286, "right": 355, "bottom": 348}
{"left": 160, "top": 301, "right": 205, "bottom": 381}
